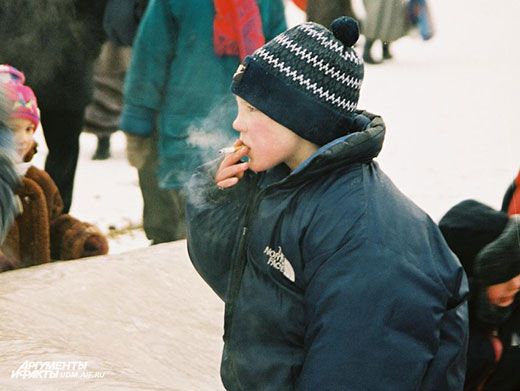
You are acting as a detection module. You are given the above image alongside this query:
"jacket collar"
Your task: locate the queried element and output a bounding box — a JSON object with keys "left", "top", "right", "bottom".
{"left": 291, "top": 111, "right": 385, "bottom": 177}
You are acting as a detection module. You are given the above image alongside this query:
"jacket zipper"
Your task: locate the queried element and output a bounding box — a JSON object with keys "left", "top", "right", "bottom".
{"left": 223, "top": 188, "right": 264, "bottom": 341}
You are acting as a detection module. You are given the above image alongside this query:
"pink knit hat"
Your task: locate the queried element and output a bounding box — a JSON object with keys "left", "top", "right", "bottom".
{"left": 0, "top": 64, "right": 26, "bottom": 84}
{"left": 0, "top": 64, "right": 40, "bottom": 129}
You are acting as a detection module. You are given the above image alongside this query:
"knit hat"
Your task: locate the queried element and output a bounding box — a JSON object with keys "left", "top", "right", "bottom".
{"left": 0, "top": 64, "right": 26, "bottom": 84}
{"left": 0, "top": 85, "right": 10, "bottom": 129}
{"left": 0, "top": 65, "right": 39, "bottom": 128}
{"left": 439, "top": 199, "right": 509, "bottom": 276}
{"left": 8, "top": 83, "right": 39, "bottom": 128}
{"left": 474, "top": 215, "right": 520, "bottom": 286}
{"left": 231, "top": 16, "right": 364, "bottom": 146}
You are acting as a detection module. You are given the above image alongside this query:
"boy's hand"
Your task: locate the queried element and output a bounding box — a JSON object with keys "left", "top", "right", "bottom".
{"left": 215, "top": 141, "right": 249, "bottom": 189}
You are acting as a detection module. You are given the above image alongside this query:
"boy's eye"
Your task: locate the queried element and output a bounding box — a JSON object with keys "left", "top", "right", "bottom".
{"left": 247, "top": 105, "right": 257, "bottom": 112}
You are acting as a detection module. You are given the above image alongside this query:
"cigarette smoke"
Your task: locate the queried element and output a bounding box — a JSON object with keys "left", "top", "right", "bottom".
{"left": 162, "top": 97, "right": 238, "bottom": 192}
{"left": 186, "top": 97, "right": 238, "bottom": 161}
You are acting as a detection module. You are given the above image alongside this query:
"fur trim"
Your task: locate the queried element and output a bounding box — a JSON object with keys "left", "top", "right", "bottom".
{"left": 0, "top": 226, "right": 20, "bottom": 270}
{"left": 16, "top": 176, "right": 51, "bottom": 266}
{"left": 0, "top": 250, "right": 18, "bottom": 272}
{"left": 51, "top": 214, "right": 108, "bottom": 260}
{"left": 25, "top": 166, "right": 63, "bottom": 219}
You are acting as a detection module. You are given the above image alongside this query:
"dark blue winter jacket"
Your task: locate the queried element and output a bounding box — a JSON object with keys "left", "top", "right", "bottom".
{"left": 186, "top": 112, "right": 469, "bottom": 390}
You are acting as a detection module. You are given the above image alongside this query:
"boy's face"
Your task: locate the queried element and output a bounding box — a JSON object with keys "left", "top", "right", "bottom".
{"left": 233, "top": 97, "right": 317, "bottom": 172}
{"left": 486, "top": 273, "right": 520, "bottom": 307}
{"left": 8, "top": 117, "right": 35, "bottom": 161}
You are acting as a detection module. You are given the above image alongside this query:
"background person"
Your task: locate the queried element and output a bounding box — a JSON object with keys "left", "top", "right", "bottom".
{"left": 306, "top": 0, "right": 355, "bottom": 26}
{"left": 0, "top": 65, "right": 109, "bottom": 272}
{"left": 120, "top": 0, "right": 287, "bottom": 244}
{"left": 362, "top": 0, "right": 410, "bottom": 63}
{"left": 0, "top": 0, "right": 108, "bottom": 212}
{"left": 440, "top": 199, "right": 520, "bottom": 391}
{"left": 502, "top": 169, "right": 520, "bottom": 216}
{"left": 0, "top": 81, "right": 18, "bottom": 245}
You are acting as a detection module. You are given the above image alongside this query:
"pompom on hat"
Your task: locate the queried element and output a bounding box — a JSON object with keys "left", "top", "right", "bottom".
{"left": 0, "top": 64, "right": 40, "bottom": 129}
{"left": 231, "top": 16, "right": 364, "bottom": 146}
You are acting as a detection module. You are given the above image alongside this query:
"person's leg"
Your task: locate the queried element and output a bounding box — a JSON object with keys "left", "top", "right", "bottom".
{"left": 137, "top": 136, "right": 181, "bottom": 244}
{"left": 343, "top": 0, "right": 355, "bottom": 19}
{"left": 92, "top": 134, "right": 111, "bottom": 160}
{"left": 40, "top": 108, "right": 84, "bottom": 213}
{"left": 382, "top": 41, "right": 393, "bottom": 60}
{"left": 363, "top": 39, "right": 380, "bottom": 64}
{"left": 167, "top": 189, "right": 187, "bottom": 241}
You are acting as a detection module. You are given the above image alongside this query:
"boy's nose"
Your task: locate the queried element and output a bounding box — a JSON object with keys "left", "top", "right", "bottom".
{"left": 232, "top": 118, "right": 243, "bottom": 133}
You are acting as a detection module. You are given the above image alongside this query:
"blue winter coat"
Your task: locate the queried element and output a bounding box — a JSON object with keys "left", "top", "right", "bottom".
{"left": 186, "top": 112, "right": 469, "bottom": 390}
{"left": 120, "top": 0, "right": 287, "bottom": 189}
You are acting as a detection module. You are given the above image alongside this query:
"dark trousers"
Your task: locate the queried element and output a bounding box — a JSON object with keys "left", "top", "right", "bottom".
{"left": 40, "top": 109, "right": 85, "bottom": 213}
{"left": 137, "top": 137, "right": 186, "bottom": 244}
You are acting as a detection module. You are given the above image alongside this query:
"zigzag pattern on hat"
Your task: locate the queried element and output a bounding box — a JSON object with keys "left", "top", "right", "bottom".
{"left": 255, "top": 48, "right": 358, "bottom": 111}
{"left": 271, "top": 35, "right": 362, "bottom": 88}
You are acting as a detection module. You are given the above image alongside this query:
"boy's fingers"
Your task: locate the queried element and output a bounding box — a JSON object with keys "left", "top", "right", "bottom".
{"left": 222, "top": 145, "right": 249, "bottom": 165}
{"left": 215, "top": 162, "right": 248, "bottom": 183}
{"left": 217, "top": 177, "right": 239, "bottom": 189}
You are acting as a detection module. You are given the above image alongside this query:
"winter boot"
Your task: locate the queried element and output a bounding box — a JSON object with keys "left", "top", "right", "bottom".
{"left": 92, "top": 135, "right": 111, "bottom": 160}
{"left": 382, "top": 42, "right": 393, "bottom": 60}
{"left": 363, "top": 39, "right": 380, "bottom": 64}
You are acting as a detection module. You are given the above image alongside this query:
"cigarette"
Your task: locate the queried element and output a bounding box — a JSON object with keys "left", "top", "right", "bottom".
{"left": 218, "top": 146, "right": 238, "bottom": 154}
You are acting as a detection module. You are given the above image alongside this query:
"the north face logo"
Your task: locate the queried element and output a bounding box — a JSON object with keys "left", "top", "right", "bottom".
{"left": 512, "top": 332, "right": 520, "bottom": 347}
{"left": 264, "top": 246, "right": 295, "bottom": 282}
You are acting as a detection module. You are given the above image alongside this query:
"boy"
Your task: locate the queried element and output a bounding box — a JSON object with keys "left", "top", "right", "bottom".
{"left": 186, "top": 18, "right": 468, "bottom": 390}
{"left": 0, "top": 65, "right": 109, "bottom": 271}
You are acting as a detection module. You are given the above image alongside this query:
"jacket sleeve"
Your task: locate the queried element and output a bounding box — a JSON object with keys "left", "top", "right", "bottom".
{"left": 186, "top": 160, "right": 254, "bottom": 302}
{"left": 0, "top": 131, "right": 19, "bottom": 244}
{"left": 120, "top": 0, "right": 177, "bottom": 136}
{"left": 260, "top": 0, "right": 288, "bottom": 41}
{"left": 297, "top": 237, "right": 468, "bottom": 390}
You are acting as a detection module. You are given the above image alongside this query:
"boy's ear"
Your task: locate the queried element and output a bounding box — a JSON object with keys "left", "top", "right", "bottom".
{"left": 23, "top": 140, "right": 38, "bottom": 162}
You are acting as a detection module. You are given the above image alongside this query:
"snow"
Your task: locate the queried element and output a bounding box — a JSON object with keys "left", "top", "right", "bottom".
{"left": 0, "top": 241, "right": 225, "bottom": 390}
{"left": 1, "top": 0, "right": 519, "bottom": 388}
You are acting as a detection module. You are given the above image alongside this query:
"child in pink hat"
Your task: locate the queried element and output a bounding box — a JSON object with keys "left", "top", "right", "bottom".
{"left": 0, "top": 65, "right": 109, "bottom": 271}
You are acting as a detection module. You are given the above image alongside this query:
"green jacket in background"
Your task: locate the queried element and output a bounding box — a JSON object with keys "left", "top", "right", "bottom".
{"left": 120, "top": 0, "right": 287, "bottom": 189}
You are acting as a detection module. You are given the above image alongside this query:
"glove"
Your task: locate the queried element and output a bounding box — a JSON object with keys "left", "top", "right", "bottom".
{"left": 125, "top": 133, "right": 151, "bottom": 170}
